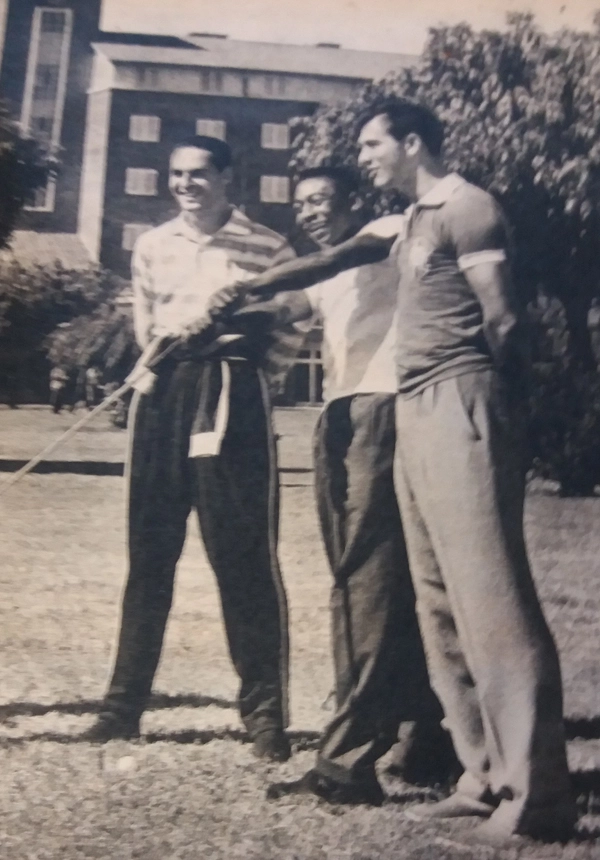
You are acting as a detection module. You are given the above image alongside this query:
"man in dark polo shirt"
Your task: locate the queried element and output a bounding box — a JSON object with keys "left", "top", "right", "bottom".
{"left": 200, "top": 100, "right": 576, "bottom": 845}
{"left": 353, "top": 98, "right": 575, "bottom": 846}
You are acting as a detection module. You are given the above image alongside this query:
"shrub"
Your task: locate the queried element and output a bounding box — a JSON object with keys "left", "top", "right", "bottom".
{"left": 0, "top": 261, "right": 133, "bottom": 402}
{"left": 528, "top": 297, "right": 600, "bottom": 496}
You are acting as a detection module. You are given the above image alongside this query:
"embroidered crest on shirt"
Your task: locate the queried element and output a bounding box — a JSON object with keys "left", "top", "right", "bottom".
{"left": 407, "top": 236, "right": 433, "bottom": 279}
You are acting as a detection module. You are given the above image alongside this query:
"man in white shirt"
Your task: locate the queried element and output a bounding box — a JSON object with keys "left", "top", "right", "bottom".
{"left": 263, "top": 167, "right": 455, "bottom": 805}
{"left": 83, "top": 136, "right": 299, "bottom": 761}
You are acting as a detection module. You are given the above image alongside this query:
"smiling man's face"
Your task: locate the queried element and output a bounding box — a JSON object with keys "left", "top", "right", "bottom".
{"left": 168, "top": 146, "right": 229, "bottom": 214}
{"left": 293, "top": 176, "right": 354, "bottom": 248}
{"left": 358, "top": 114, "right": 410, "bottom": 195}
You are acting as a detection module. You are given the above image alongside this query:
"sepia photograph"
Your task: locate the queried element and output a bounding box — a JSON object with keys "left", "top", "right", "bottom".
{"left": 0, "top": 1, "right": 599, "bottom": 857}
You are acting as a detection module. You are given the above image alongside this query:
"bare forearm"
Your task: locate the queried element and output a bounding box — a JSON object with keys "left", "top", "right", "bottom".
{"left": 483, "top": 313, "right": 522, "bottom": 368}
{"left": 247, "top": 233, "right": 394, "bottom": 296}
{"left": 465, "top": 262, "right": 529, "bottom": 374}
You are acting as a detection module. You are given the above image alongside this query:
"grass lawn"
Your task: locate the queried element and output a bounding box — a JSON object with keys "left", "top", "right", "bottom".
{"left": 0, "top": 406, "right": 599, "bottom": 859}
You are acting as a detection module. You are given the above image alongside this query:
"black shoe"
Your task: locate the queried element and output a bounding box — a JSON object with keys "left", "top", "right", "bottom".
{"left": 252, "top": 728, "right": 291, "bottom": 762}
{"left": 387, "top": 720, "right": 462, "bottom": 787}
{"left": 267, "top": 768, "right": 384, "bottom": 806}
{"left": 81, "top": 714, "right": 140, "bottom": 743}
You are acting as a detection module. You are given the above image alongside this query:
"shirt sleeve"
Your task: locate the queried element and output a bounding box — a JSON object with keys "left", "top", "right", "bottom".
{"left": 303, "top": 283, "right": 321, "bottom": 314}
{"left": 131, "top": 236, "right": 155, "bottom": 349}
{"left": 358, "top": 213, "right": 407, "bottom": 240}
{"left": 271, "top": 240, "right": 297, "bottom": 267}
{"left": 446, "top": 190, "right": 510, "bottom": 271}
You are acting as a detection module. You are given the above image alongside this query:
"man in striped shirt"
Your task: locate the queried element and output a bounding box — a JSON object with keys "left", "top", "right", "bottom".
{"left": 83, "top": 136, "right": 300, "bottom": 761}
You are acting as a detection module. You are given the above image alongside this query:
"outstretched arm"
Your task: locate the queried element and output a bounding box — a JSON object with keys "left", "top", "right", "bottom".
{"left": 246, "top": 232, "right": 395, "bottom": 297}
{"left": 179, "top": 222, "right": 401, "bottom": 343}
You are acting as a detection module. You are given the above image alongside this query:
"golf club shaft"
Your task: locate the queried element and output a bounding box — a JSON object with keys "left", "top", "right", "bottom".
{"left": 0, "top": 337, "right": 182, "bottom": 495}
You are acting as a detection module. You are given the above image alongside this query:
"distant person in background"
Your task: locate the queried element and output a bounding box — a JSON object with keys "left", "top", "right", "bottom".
{"left": 5, "top": 365, "right": 19, "bottom": 409}
{"left": 49, "top": 365, "right": 68, "bottom": 414}
{"left": 85, "top": 365, "right": 101, "bottom": 410}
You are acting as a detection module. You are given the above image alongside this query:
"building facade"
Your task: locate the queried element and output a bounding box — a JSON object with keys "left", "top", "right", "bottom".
{"left": 0, "top": 1, "right": 412, "bottom": 402}
{"left": 0, "top": 0, "right": 101, "bottom": 233}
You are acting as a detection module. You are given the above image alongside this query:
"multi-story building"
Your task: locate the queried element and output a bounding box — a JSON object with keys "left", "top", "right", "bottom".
{"left": 0, "top": 0, "right": 101, "bottom": 238}
{"left": 0, "top": 0, "right": 412, "bottom": 401}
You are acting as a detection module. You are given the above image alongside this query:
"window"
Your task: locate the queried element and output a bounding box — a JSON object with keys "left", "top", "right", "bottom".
{"left": 33, "top": 64, "right": 60, "bottom": 100}
{"left": 24, "top": 176, "right": 56, "bottom": 213}
{"left": 125, "top": 168, "right": 158, "bottom": 196}
{"left": 139, "top": 67, "right": 160, "bottom": 89}
{"left": 129, "top": 115, "right": 161, "bottom": 142}
{"left": 122, "top": 223, "right": 152, "bottom": 251}
{"left": 264, "top": 74, "right": 287, "bottom": 97}
{"left": 40, "top": 10, "right": 67, "bottom": 33}
{"left": 20, "top": 7, "right": 73, "bottom": 210}
{"left": 284, "top": 348, "right": 324, "bottom": 404}
{"left": 199, "top": 69, "right": 223, "bottom": 93}
{"left": 261, "top": 123, "right": 290, "bottom": 150}
{"left": 260, "top": 175, "right": 290, "bottom": 204}
{"left": 195, "top": 119, "right": 226, "bottom": 140}
{"left": 30, "top": 116, "right": 54, "bottom": 137}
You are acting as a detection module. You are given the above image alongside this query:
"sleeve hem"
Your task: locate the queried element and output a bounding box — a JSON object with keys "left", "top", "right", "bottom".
{"left": 458, "top": 249, "right": 507, "bottom": 271}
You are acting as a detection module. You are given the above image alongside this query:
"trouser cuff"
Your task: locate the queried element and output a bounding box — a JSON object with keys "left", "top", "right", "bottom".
{"left": 316, "top": 754, "right": 376, "bottom": 786}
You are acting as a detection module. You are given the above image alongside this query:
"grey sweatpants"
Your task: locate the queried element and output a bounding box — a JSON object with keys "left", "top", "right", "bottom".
{"left": 394, "top": 370, "right": 572, "bottom": 831}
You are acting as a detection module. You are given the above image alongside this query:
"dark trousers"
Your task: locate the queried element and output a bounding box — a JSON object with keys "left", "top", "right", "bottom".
{"left": 50, "top": 387, "right": 64, "bottom": 414}
{"left": 314, "top": 394, "right": 442, "bottom": 783}
{"left": 85, "top": 383, "right": 99, "bottom": 409}
{"left": 103, "top": 360, "right": 289, "bottom": 737}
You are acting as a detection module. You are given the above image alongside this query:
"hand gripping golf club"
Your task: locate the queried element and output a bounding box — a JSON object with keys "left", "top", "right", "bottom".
{"left": 0, "top": 277, "right": 292, "bottom": 497}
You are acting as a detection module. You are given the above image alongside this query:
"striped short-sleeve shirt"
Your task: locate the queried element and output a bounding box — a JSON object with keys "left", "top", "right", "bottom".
{"left": 131, "top": 207, "right": 303, "bottom": 393}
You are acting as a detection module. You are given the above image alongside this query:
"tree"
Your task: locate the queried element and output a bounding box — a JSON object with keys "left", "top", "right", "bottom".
{"left": 46, "top": 297, "right": 138, "bottom": 383}
{"left": 0, "top": 99, "right": 50, "bottom": 248}
{"left": 290, "top": 14, "right": 600, "bottom": 368}
{"left": 528, "top": 294, "right": 600, "bottom": 495}
{"left": 0, "top": 261, "right": 129, "bottom": 402}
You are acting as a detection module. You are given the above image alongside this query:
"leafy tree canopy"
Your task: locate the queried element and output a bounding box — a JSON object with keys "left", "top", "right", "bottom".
{"left": 0, "top": 100, "right": 50, "bottom": 248}
{"left": 0, "top": 260, "right": 132, "bottom": 373}
{"left": 290, "top": 13, "right": 600, "bottom": 365}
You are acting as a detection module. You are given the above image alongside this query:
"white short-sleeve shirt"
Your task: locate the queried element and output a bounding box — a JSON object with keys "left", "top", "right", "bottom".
{"left": 304, "top": 215, "right": 406, "bottom": 403}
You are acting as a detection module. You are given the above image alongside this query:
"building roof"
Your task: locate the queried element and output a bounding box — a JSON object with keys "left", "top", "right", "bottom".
{"left": 95, "top": 32, "right": 195, "bottom": 49}
{"left": 94, "top": 35, "right": 413, "bottom": 81}
{"left": 1, "top": 232, "right": 92, "bottom": 269}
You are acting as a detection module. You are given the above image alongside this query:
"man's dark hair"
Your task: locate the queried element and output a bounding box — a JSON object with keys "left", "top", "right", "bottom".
{"left": 171, "top": 135, "right": 232, "bottom": 172}
{"left": 295, "top": 165, "right": 359, "bottom": 199}
{"left": 357, "top": 97, "right": 444, "bottom": 157}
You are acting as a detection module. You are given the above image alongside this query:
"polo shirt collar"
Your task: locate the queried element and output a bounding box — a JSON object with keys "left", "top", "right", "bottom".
{"left": 170, "top": 206, "right": 252, "bottom": 242}
{"left": 415, "top": 173, "right": 465, "bottom": 209}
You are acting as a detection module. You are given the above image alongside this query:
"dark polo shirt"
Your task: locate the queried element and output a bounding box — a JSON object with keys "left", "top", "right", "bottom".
{"left": 395, "top": 174, "right": 510, "bottom": 396}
